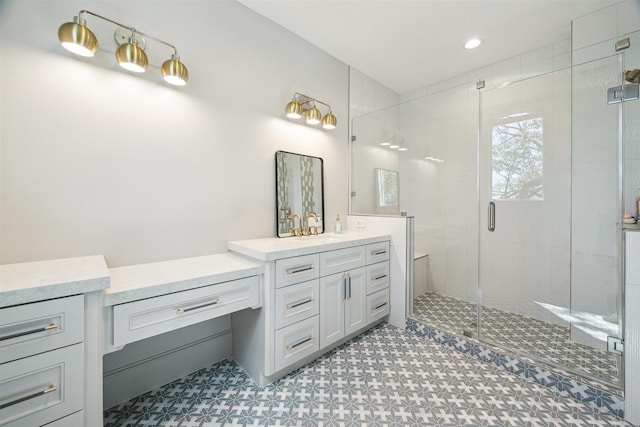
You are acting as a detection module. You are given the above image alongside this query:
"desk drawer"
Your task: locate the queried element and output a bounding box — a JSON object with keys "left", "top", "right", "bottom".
{"left": 0, "top": 343, "right": 84, "bottom": 427}
{"left": 275, "top": 279, "right": 319, "bottom": 330}
{"left": 113, "top": 276, "right": 259, "bottom": 347}
{"left": 0, "top": 295, "right": 84, "bottom": 364}
{"left": 366, "top": 262, "right": 389, "bottom": 295}
{"left": 275, "top": 254, "right": 320, "bottom": 288}
{"left": 320, "top": 246, "right": 365, "bottom": 277}
{"left": 274, "top": 316, "right": 319, "bottom": 372}
{"left": 366, "top": 242, "right": 390, "bottom": 265}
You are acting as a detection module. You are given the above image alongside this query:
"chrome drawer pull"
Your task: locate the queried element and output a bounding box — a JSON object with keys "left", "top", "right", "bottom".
{"left": 373, "top": 301, "right": 388, "bottom": 310}
{"left": 0, "top": 323, "right": 59, "bottom": 342}
{"left": 176, "top": 298, "right": 221, "bottom": 314}
{"left": 371, "top": 250, "right": 387, "bottom": 256}
{"left": 286, "top": 336, "right": 313, "bottom": 350}
{"left": 286, "top": 297, "right": 314, "bottom": 310}
{"left": 286, "top": 265, "right": 314, "bottom": 275}
{"left": 372, "top": 274, "right": 387, "bottom": 281}
{"left": 0, "top": 384, "right": 57, "bottom": 410}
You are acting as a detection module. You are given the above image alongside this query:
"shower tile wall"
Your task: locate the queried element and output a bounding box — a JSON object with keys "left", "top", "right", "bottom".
{"left": 404, "top": 84, "right": 478, "bottom": 305}
{"left": 349, "top": 68, "right": 400, "bottom": 120}
{"left": 349, "top": 68, "right": 403, "bottom": 216}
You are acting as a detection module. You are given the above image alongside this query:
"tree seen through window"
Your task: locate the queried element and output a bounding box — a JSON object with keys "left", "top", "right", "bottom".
{"left": 491, "top": 117, "right": 543, "bottom": 200}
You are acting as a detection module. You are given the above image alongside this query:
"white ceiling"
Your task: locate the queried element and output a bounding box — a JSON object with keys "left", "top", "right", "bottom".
{"left": 238, "top": 0, "right": 621, "bottom": 94}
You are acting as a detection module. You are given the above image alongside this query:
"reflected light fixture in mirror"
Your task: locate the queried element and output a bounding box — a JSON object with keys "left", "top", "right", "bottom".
{"left": 58, "top": 10, "right": 189, "bottom": 86}
{"left": 285, "top": 93, "right": 337, "bottom": 130}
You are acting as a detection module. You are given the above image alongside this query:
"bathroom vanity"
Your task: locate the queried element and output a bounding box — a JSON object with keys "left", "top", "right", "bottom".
{"left": 0, "top": 231, "right": 390, "bottom": 425}
{"left": 0, "top": 256, "right": 109, "bottom": 427}
{"left": 229, "top": 232, "right": 391, "bottom": 386}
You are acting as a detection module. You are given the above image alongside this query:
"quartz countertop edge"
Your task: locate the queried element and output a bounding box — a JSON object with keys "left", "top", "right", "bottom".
{"left": 0, "top": 255, "right": 110, "bottom": 308}
{"left": 104, "top": 252, "right": 263, "bottom": 306}
{"left": 228, "top": 232, "right": 392, "bottom": 261}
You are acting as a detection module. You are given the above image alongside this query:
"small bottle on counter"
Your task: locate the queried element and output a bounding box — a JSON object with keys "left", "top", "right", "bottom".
{"left": 334, "top": 214, "right": 342, "bottom": 234}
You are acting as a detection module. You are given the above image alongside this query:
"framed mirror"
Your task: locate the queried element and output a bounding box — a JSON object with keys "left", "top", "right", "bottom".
{"left": 275, "top": 151, "right": 324, "bottom": 237}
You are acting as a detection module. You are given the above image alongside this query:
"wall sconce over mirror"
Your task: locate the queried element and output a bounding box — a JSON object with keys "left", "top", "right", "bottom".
{"left": 285, "top": 93, "right": 337, "bottom": 130}
{"left": 58, "top": 10, "right": 189, "bottom": 86}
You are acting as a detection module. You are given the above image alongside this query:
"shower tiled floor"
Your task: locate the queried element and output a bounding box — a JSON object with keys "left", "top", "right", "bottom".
{"left": 104, "top": 324, "right": 630, "bottom": 426}
{"left": 412, "top": 292, "right": 620, "bottom": 388}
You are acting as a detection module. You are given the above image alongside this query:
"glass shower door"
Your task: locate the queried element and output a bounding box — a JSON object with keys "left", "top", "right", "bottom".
{"left": 478, "top": 69, "right": 573, "bottom": 365}
{"left": 478, "top": 56, "right": 624, "bottom": 388}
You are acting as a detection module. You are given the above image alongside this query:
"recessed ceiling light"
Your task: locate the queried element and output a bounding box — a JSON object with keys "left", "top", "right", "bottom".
{"left": 398, "top": 147, "right": 407, "bottom": 151}
{"left": 380, "top": 142, "right": 391, "bottom": 146}
{"left": 464, "top": 38, "right": 482, "bottom": 50}
{"left": 389, "top": 145, "right": 400, "bottom": 149}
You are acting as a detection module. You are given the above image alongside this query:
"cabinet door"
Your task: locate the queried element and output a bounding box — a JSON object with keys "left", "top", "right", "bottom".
{"left": 320, "top": 272, "right": 345, "bottom": 348}
{"left": 344, "top": 267, "right": 366, "bottom": 336}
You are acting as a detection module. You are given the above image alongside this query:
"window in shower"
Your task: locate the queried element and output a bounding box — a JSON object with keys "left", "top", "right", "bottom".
{"left": 491, "top": 117, "right": 544, "bottom": 200}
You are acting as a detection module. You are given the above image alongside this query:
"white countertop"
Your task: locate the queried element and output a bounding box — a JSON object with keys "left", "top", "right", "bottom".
{"left": 228, "top": 231, "right": 391, "bottom": 261}
{"left": 104, "top": 252, "right": 263, "bottom": 306}
{"left": 0, "top": 255, "right": 110, "bottom": 308}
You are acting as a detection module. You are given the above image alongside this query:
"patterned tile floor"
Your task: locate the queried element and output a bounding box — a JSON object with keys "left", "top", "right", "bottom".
{"left": 104, "top": 324, "right": 630, "bottom": 426}
{"left": 412, "top": 292, "right": 621, "bottom": 388}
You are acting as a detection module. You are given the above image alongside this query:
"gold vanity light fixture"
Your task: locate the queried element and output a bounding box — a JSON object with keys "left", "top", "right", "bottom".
{"left": 58, "top": 10, "right": 189, "bottom": 86}
{"left": 285, "top": 93, "right": 337, "bottom": 130}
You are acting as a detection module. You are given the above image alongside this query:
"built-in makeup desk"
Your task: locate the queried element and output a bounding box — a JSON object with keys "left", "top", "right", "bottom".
{"left": 102, "top": 253, "right": 263, "bottom": 353}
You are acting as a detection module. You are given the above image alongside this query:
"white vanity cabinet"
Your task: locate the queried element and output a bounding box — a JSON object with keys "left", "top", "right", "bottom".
{"left": 271, "top": 254, "right": 320, "bottom": 372}
{"left": 319, "top": 267, "right": 366, "bottom": 348}
{"left": 0, "top": 256, "right": 109, "bottom": 427}
{"left": 319, "top": 246, "right": 367, "bottom": 348}
{"left": 229, "top": 233, "right": 391, "bottom": 386}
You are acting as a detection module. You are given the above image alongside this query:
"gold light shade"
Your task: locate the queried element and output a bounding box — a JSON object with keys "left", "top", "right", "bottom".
{"left": 161, "top": 55, "right": 189, "bottom": 86}
{"left": 116, "top": 39, "right": 148, "bottom": 73}
{"left": 58, "top": 18, "right": 98, "bottom": 57}
{"left": 285, "top": 100, "right": 302, "bottom": 119}
{"left": 321, "top": 111, "right": 337, "bottom": 129}
{"left": 305, "top": 106, "right": 322, "bottom": 125}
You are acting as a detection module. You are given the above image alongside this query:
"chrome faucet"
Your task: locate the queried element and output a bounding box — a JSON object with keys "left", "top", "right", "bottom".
{"left": 288, "top": 214, "right": 302, "bottom": 236}
{"left": 305, "top": 213, "right": 319, "bottom": 236}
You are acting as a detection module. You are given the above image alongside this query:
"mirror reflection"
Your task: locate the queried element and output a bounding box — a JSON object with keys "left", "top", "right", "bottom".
{"left": 275, "top": 151, "right": 324, "bottom": 237}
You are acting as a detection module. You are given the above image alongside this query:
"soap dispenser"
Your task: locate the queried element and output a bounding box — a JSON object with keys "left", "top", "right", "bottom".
{"left": 334, "top": 214, "right": 342, "bottom": 234}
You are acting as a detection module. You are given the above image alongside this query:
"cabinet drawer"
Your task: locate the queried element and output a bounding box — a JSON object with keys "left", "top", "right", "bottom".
{"left": 0, "top": 343, "right": 84, "bottom": 427}
{"left": 0, "top": 295, "right": 84, "bottom": 364}
{"left": 366, "top": 262, "right": 390, "bottom": 295}
{"left": 275, "top": 280, "right": 319, "bottom": 330}
{"left": 275, "top": 254, "right": 320, "bottom": 288}
{"left": 320, "top": 246, "right": 365, "bottom": 277}
{"left": 366, "top": 241, "right": 390, "bottom": 265}
{"left": 367, "top": 288, "right": 390, "bottom": 324}
{"left": 44, "top": 410, "right": 83, "bottom": 426}
{"left": 113, "top": 276, "right": 259, "bottom": 347}
{"left": 274, "top": 316, "right": 319, "bottom": 372}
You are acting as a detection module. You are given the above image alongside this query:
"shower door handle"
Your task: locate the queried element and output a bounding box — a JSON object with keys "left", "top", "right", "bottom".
{"left": 488, "top": 201, "right": 496, "bottom": 232}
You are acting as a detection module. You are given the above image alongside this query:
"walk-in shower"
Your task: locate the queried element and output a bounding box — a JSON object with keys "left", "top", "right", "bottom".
{"left": 350, "top": 30, "right": 639, "bottom": 394}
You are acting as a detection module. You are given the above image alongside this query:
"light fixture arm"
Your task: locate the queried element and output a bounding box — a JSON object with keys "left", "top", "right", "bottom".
{"left": 78, "top": 10, "right": 180, "bottom": 56}
{"left": 293, "top": 92, "right": 332, "bottom": 111}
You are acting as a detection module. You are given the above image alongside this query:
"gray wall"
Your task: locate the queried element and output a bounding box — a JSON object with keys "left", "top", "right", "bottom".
{"left": 0, "top": 0, "right": 349, "bottom": 267}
